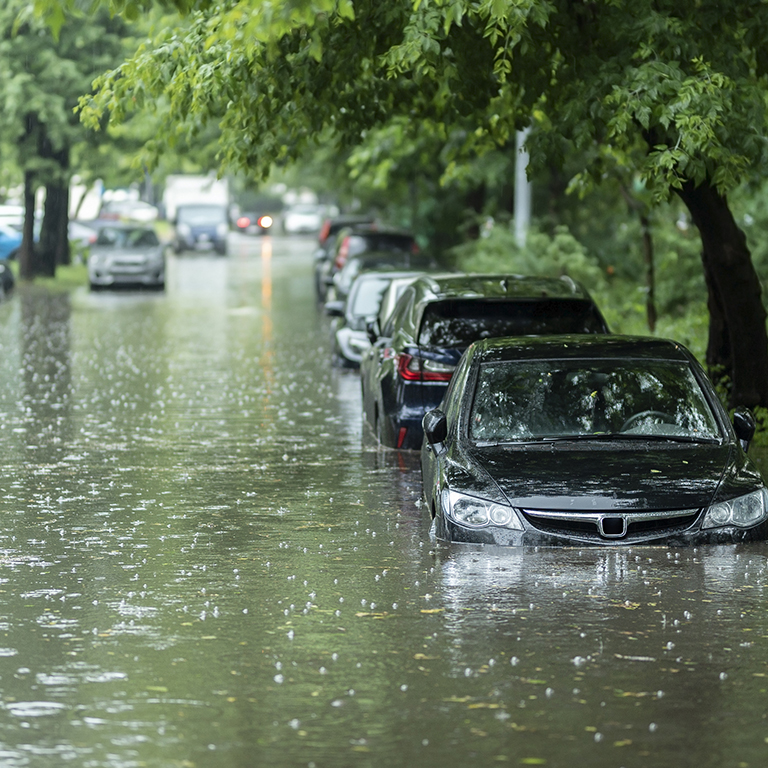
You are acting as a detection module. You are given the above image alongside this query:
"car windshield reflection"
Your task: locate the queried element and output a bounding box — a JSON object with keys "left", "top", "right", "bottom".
{"left": 470, "top": 359, "right": 723, "bottom": 444}
{"left": 96, "top": 227, "right": 160, "bottom": 248}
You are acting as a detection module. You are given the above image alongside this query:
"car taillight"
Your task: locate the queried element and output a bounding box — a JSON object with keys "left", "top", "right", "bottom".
{"left": 319, "top": 220, "right": 331, "bottom": 243}
{"left": 396, "top": 353, "right": 454, "bottom": 382}
{"left": 411, "top": 241, "right": 420, "bottom": 254}
{"left": 397, "top": 353, "right": 422, "bottom": 381}
{"left": 236, "top": 216, "right": 251, "bottom": 229}
{"left": 257, "top": 215, "right": 273, "bottom": 229}
{"left": 334, "top": 236, "right": 350, "bottom": 270}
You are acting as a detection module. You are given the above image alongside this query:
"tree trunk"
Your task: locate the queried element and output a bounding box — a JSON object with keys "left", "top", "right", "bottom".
{"left": 40, "top": 180, "right": 70, "bottom": 272}
{"left": 676, "top": 179, "right": 768, "bottom": 409}
{"left": 38, "top": 146, "right": 70, "bottom": 274}
{"left": 19, "top": 170, "right": 36, "bottom": 281}
{"left": 620, "top": 186, "right": 656, "bottom": 332}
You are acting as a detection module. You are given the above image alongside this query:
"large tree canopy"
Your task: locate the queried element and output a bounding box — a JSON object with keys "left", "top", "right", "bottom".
{"left": 34, "top": 0, "right": 768, "bottom": 408}
{"left": 2, "top": 0, "right": 129, "bottom": 276}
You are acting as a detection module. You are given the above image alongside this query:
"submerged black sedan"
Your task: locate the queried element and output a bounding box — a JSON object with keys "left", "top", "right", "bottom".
{"left": 421, "top": 335, "right": 767, "bottom": 546}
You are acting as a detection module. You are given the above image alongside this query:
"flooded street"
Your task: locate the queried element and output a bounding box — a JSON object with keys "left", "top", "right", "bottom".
{"left": 1, "top": 234, "right": 768, "bottom": 767}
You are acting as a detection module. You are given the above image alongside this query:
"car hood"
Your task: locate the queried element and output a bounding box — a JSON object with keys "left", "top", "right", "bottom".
{"left": 470, "top": 442, "right": 737, "bottom": 512}
{"left": 92, "top": 247, "right": 161, "bottom": 259}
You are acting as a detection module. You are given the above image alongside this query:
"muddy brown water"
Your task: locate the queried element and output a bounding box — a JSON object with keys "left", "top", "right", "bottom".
{"left": 0, "top": 235, "right": 766, "bottom": 767}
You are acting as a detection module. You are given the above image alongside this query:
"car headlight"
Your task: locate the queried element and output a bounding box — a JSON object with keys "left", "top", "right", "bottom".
{"left": 216, "top": 222, "right": 229, "bottom": 236}
{"left": 702, "top": 488, "right": 768, "bottom": 529}
{"left": 176, "top": 223, "right": 191, "bottom": 237}
{"left": 444, "top": 489, "right": 523, "bottom": 530}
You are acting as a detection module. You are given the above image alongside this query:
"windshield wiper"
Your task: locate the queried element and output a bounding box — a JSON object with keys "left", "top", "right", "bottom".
{"left": 476, "top": 433, "right": 721, "bottom": 446}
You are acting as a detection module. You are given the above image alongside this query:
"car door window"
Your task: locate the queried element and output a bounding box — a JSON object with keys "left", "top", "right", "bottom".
{"left": 381, "top": 286, "right": 416, "bottom": 338}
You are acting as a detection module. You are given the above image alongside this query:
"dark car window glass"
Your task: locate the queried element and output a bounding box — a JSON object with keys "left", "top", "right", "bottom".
{"left": 470, "top": 359, "right": 722, "bottom": 443}
{"left": 176, "top": 206, "right": 228, "bottom": 225}
{"left": 419, "top": 299, "right": 607, "bottom": 347}
{"left": 350, "top": 278, "right": 392, "bottom": 317}
{"left": 96, "top": 228, "right": 159, "bottom": 248}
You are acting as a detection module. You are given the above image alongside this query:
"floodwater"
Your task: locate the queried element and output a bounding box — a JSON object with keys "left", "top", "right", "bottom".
{"left": 0, "top": 235, "right": 767, "bottom": 768}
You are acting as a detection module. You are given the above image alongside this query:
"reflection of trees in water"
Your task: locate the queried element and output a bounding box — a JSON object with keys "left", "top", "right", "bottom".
{"left": 20, "top": 289, "right": 72, "bottom": 456}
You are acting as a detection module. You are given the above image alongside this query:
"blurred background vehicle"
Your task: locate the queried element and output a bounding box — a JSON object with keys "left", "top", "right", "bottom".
{"left": 235, "top": 212, "right": 274, "bottom": 235}
{"left": 324, "top": 271, "right": 425, "bottom": 367}
{"left": 68, "top": 220, "right": 99, "bottom": 261}
{"left": 328, "top": 249, "right": 437, "bottom": 302}
{"left": 162, "top": 174, "right": 230, "bottom": 222}
{"left": 282, "top": 203, "right": 327, "bottom": 235}
{"left": 0, "top": 260, "right": 14, "bottom": 294}
{"left": 316, "top": 224, "right": 420, "bottom": 301}
{"left": 313, "top": 214, "right": 375, "bottom": 300}
{"left": 173, "top": 203, "right": 229, "bottom": 255}
{"left": 98, "top": 199, "right": 159, "bottom": 222}
{"left": 88, "top": 224, "right": 166, "bottom": 290}
{"left": 0, "top": 223, "right": 22, "bottom": 260}
{"left": 361, "top": 273, "right": 610, "bottom": 449}
{"left": 0, "top": 204, "right": 24, "bottom": 230}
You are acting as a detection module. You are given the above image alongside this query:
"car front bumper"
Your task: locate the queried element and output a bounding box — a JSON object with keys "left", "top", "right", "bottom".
{"left": 436, "top": 513, "right": 768, "bottom": 547}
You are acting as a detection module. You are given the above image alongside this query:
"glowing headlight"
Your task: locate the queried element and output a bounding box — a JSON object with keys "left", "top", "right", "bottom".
{"left": 445, "top": 490, "right": 523, "bottom": 530}
{"left": 702, "top": 488, "right": 768, "bottom": 529}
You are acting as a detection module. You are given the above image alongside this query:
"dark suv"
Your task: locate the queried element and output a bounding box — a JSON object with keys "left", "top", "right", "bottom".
{"left": 360, "top": 273, "right": 610, "bottom": 449}
{"left": 315, "top": 225, "right": 418, "bottom": 301}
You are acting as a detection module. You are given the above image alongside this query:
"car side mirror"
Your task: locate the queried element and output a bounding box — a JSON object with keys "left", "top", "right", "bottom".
{"left": 733, "top": 407, "right": 756, "bottom": 451}
{"left": 324, "top": 300, "right": 345, "bottom": 317}
{"left": 366, "top": 320, "right": 380, "bottom": 344}
{"left": 423, "top": 408, "right": 448, "bottom": 449}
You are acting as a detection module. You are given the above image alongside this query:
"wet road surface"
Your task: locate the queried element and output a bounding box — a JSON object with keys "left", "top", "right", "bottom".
{"left": 0, "top": 234, "right": 767, "bottom": 767}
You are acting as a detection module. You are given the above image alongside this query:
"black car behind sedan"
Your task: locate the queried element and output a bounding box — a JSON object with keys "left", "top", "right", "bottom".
{"left": 361, "top": 273, "right": 609, "bottom": 449}
{"left": 421, "top": 335, "right": 767, "bottom": 546}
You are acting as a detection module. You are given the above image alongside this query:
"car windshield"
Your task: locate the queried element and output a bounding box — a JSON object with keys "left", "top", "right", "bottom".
{"left": 96, "top": 227, "right": 160, "bottom": 247}
{"left": 177, "top": 206, "right": 228, "bottom": 225}
{"left": 349, "top": 278, "right": 392, "bottom": 317}
{"left": 419, "top": 299, "right": 607, "bottom": 347}
{"left": 470, "top": 358, "right": 722, "bottom": 444}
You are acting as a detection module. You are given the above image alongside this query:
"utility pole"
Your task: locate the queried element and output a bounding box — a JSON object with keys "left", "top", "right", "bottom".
{"left": 514, "top": 128, "right": 532, "bottom": 247}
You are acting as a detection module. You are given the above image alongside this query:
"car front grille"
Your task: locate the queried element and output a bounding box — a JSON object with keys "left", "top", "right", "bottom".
{"left": 521, "top": 508, "right": 701, "bottom": 543}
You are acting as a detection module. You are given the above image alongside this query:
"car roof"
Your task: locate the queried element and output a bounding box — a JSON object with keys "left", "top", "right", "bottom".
{"left": 95, "top": 222, "right": 155, "bottom": 230}
{"left": 350, "top": 269, "right": 427, "bottom": 285}
{"left": 342, "top": 250, "right": 433, "bottom": 270}
{"left": 468, "top": 335, "right": 695, "bottom": 364}
{"left": 410, "top": 273, "right": 594, "bottom": 302}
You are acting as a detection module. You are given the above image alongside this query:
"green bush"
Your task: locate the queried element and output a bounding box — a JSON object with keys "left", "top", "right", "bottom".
{"left": 448, "top": 223, "right": 608, "bottom": 291}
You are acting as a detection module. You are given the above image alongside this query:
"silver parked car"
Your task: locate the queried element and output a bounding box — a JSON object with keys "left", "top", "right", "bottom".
{"left": 88, "top": 225, "right": 166, "bottom": 290}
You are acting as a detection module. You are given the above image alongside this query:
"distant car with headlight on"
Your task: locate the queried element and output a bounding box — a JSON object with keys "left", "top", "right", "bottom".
{"left": 88, "top": 224, "right": 165, "bottom": 290}
{"left": 173, "top": 203, "right": 229, "bottom": 255}
{"left": 421, "top": 335, "right": 768, "bottom": 546}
